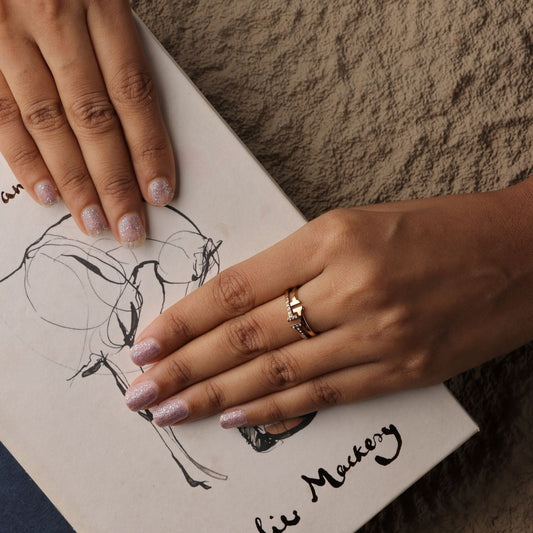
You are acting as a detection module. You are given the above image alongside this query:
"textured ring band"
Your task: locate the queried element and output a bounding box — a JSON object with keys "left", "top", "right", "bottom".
{"left": 285, "top": 287, "right": 317, "bottom": 339}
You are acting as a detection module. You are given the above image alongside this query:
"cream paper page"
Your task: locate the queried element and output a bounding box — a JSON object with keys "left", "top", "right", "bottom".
{"left": 0, "top": 16, "right": 478, "bottom": 533}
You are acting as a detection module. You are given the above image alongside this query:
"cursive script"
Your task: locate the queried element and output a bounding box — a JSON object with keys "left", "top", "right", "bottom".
{"left": 253, "top": 423, "right": 402, "bottom": 529}
{"left": 1, "top": 183, "right": 24, "bottom": 205}
{"left": 301, "top": 424, "right": 402, "bottom": 503}
{"left": 255, "top": 510, "right": 301, "bottom": 533}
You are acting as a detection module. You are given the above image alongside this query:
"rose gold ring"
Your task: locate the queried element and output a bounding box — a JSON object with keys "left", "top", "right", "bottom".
{"left": 285, "top": 287, "right": 317, "bottom": 339}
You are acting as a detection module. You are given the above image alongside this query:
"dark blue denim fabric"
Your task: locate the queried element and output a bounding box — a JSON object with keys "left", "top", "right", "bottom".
{"left": 0, "top": 442, "right": 75, "bottom": 533}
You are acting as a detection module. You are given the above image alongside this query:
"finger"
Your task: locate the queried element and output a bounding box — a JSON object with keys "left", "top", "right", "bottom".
{"left": 126, "top": 327, "right": 376, "bottom": 424}
{"left": 219, "top": 362, "right": 395, "bottom": 428}
{"left": 34, "top": 10, "right": 145, "bottom": 246}
{"left": 0, "top": 34, "right": 108, "bottom": 236}
{"left": 0, "top": 71, "right": 59, "bottom": 206}
{"left": 131, "top": 294, "right": 295, "bottom": 367}
{"left": 134, "top": 220, "right": 327, "bottom": 353}
{"left": 129, "top": 270, "right": 350, "bottom": 398}
{"left": 88, "top": 1, "right": 176, "bottom": 205}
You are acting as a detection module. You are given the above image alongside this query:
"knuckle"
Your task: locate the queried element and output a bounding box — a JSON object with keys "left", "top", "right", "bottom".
{"left": 99, "top": 174, "right": 135, "bottom": 199}
{"left": 23, "top": 100, "right": 65, "bottom": 133}
{"left": 367, "top": 303, "right": 414, "bottom": 342}
{"left": 58, "top": 167, "right": 90, "bottom": 194}
{"left": 11, "top": 145, "right": 40, "bottom": 167}
{"left": 264, "top": 397, "right": 286, "bottom": 423}
{"left": 134, "top": 138, "right": 169, "bottom": 165}
{"left": 212, "top": 269, "right": 255, "bottom": 315}
{"left": 309, "top": 378, "right": 342, "bottom": 408}
{"left": 263, "top": 349, "right": 299, "bottom": 389}
{"left": 319, "top": 208, "right": 356, "bottom": 254}
{"left": 69, "top": 93, "right": 117, "bottom": 134}
{"left": 400, "top": 349, "right": 433, "bottom": 384}
{"left": 35, "top": 0, "right": 67, "bottom": 20}
{"left": 0, "top": 97, "right": 19, "bottom": 126}
{"left": 164, "top": 357, "right": 193, "bottom": 388}
{"left": 225, "top": 315, "right": 264, "bottom": 358}
{"left": 204, "top": 380, "right": 226, "bottom": 411}
{"left": 111, "top": 65, "right": 155, "bottom": 107}
{"left": 165, "top": 309, "right": 192, "bottom": 342}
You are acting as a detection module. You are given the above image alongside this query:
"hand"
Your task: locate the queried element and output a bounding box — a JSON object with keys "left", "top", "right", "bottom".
{"left": 124, "top": 184, "right": 533, "bottom": 427}
{"left": 0, "top": 0, "right": 175, "bottom": 246}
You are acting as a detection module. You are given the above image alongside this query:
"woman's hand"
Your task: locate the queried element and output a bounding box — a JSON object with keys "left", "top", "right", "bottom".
{"left": 124, "top": 182, "right": 533, "bottom": 427}
{"left": 0, "top": 0, "right": 175, "bottom": 246}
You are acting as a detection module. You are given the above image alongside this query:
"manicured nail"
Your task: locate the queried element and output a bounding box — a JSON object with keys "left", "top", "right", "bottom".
{"left": 125, "top": 381, "right": 158, "bottom": 411}
{"left": 34, "top": 180, "right": 58, "bottom": 206}
{"left": 148, "top": 178, "right": 173, "bottom": 206}
{"left": 118, "top": 213, "right": 145, "bottom": 248}
{"left": 131, "top": 338, "right": 161, "bottom": 366}
{"left": 152, "top": 398, "right": 189, "bottom": 426}
{"left": 81, "top": 205, "right": 108, "bottom": 237}
{"left": 220, "top": 409, "right": 247, "bottom": 429}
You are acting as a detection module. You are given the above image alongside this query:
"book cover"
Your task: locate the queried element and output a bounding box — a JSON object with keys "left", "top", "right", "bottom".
{"left": 0, "top": 17, "right": 478, "bottom": 533}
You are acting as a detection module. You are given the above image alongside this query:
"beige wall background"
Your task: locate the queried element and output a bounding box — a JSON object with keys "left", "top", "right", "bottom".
{"left": 132, "top": 1, "right": 532, "bottom": 531}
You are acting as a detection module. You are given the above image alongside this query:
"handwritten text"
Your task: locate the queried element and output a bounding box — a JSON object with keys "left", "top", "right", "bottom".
{"left": 1, "top": 183, "right": 24, "bottom": 205}
{"left": 301, "top": 424, "right": 402, "bottom": 503}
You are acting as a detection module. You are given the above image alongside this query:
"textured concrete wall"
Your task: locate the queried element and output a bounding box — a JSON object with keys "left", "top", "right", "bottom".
{"left": 132, "top": 1, "right": 532, "bottom": 531}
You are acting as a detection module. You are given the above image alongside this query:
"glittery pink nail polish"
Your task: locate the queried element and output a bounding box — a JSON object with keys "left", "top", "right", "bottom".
{"left": 125, "top": 381, "right": 158, "bottom": 411}
{"left": 131, "top": 338, "right": 161, "bottom": 366}
{"left": 148, "top": 178, "right": 173, "bottom": 206}
{"left": 152, "top": 398, "right": 189, "bottom": 426}
{"left": 81, "top": 205, "right": 108, "bottom": 237}
{"left": 34, "top": 180, "right": 58, "bottom": 206}
{"left": 220, "top": 409, "right": 247, "bottom": 429}
{"left": 118, "top": 213, "right": 145, "bottom": 248}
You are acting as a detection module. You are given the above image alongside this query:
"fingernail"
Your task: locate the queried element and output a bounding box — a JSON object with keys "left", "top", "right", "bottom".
{"left": 152, "top": 398, "right": 189, "bottom": 426}
{"left": 118, "top": 213, "right": 145, "bottom": 248}
{"left": 220, "top": 409, "right": 247, "bottom": 429}
{"left": 81, "top": 205, "right": 108, "bottom": 237}
{"left": 34, "top": 180, "right": 58, "bottom": 206}
{"left": 148, "top": 178, "right": 173, "bottom": 206}
{"left": 131, "top": 338, "right": 161, "bottom": 366}
{"left": 125, "top": 381, "right": 158, "bottom": 411}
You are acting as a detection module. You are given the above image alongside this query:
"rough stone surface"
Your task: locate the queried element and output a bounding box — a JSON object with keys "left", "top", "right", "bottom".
{"left": 132, "top": 1, "right": 532, "bottom": 532}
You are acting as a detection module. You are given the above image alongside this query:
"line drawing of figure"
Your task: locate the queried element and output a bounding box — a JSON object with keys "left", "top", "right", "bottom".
{"left": 0, "top": 205, "right": 315, "bottom": 490}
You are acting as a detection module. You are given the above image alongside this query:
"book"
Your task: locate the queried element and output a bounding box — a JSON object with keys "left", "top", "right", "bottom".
{"left": 0, "top": 16, "right": 478, "bottom": 533}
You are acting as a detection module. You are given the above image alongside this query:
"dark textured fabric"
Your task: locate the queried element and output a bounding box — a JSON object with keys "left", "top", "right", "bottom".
{"left": 0, "top": 442, "right": 74, "bottom": 533}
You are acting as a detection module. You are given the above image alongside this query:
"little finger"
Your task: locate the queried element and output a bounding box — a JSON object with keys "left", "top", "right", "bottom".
{"left": 219, "top": 362, "right": 395, "bottom": 428}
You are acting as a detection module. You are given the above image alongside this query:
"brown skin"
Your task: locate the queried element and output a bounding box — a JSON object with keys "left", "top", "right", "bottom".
{"left": 126, "top": 177, "right": 533, "bottom": 427}
{"left": 0, "top": 0, "right": 175, "bottom": 244}
{"left": 3, "top": 3, "right": 529, "bottom": 427}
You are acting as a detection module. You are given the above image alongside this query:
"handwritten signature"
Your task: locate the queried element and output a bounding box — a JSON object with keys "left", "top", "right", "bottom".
{"left": 254, "top": 423, "right": 402, "bottom": 531}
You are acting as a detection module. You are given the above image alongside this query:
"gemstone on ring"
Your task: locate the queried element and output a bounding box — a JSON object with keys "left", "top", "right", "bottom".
{"left": 285, "top": 287, "right": 317, "bottom": 339}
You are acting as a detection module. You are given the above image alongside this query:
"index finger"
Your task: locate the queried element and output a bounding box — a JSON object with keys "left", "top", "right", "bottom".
{"left": 87, "top": 2, "right": 176, "bottom": 206}
{"left": 133, "top": 220, "right": 326, "bottom": 357}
